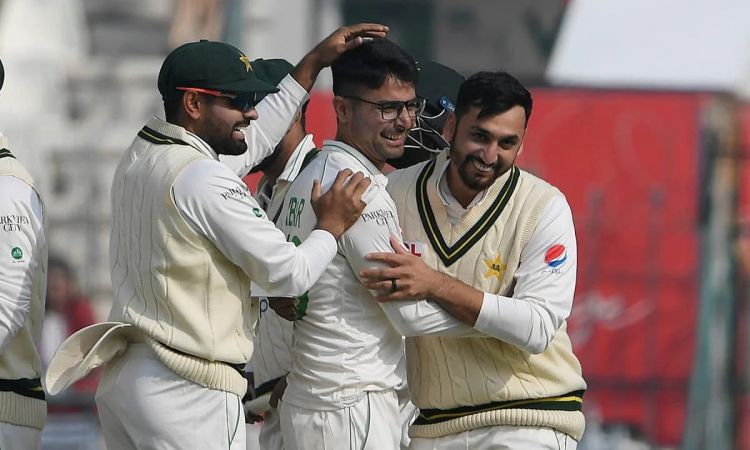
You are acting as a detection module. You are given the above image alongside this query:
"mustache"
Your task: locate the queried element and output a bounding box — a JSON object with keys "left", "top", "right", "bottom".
{"left": 464, "top": 154, "right": 501, "bottom": 170}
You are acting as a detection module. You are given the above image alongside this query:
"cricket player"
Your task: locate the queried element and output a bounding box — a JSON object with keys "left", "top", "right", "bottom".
{"left": 360, "top": 71, "right": 586, "bottom": 449}
{"left": 241, "top": 57, "right": 319, "bottom": 450}
{"left": 273, "top": 39, "right": 495, "bottom": 450}
{"left": 43, "top": 24, "right": 387, "bottom": 450}
{"left": 0, "top": 57, "right": 48, "bottom": 450}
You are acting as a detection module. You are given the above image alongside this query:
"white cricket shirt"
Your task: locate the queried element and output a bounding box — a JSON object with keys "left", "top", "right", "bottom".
{"left": 0, "top": 169, "right": 45, "bottom": 350}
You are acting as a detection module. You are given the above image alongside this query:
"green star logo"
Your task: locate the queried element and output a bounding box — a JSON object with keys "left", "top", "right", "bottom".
{"left": 11, "top": 247, "right": 23, "bottom": 260}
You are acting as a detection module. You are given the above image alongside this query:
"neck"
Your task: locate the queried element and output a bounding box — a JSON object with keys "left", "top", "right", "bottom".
{"left": 334, "top": 131, "right": 386, "bottom": 171}
{"left": 445, "top": 163, "right": 479, "bottom": 208}
{"left": 268, "top": 128, "right": 308, "bottom": 184}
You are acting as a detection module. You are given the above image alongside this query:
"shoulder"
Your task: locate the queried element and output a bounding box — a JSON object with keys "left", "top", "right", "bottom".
{"left": 0, "top": 175, "right": 38, "bottom": 203}
{"left": 174, "top": 159, "right": 250, "bottom": 203}
{"left": 387, "top": 159, "right": 430, "bottom": 185}
{"left": 518, "top": 169, "right": 561, "bottom": 194}
{"left": 180, "top": 159, "right": 240, "bottom": 183}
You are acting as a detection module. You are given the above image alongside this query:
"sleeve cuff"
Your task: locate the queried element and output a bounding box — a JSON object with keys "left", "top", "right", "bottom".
{"left": 473, "top": 292, "right": 499, "bottom": 333}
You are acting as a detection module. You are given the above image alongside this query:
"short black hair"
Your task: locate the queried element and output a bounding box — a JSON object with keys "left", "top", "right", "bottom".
{"left": 454, "top": 72, "right": 532, "bottom": 125}
{"left": 164, "top": 94, "right": 183, "bottom": 123}
{"left": 331, "top": 39, "right": 419, "bottom": 95}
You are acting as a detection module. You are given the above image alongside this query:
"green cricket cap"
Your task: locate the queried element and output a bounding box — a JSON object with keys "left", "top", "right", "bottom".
{"left": 250, "top": 58, "right": 294, "bottom": 102}
{"left": 158, "top": 40, "right": 279, "bottom": 101}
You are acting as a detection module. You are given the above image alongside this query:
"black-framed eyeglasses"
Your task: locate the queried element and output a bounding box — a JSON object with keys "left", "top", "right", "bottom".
{"left": 176, "top": 87, "right": 257, "bottom": 113}
{"left": 340, "top": 95, "right": 426, "bottom": 120}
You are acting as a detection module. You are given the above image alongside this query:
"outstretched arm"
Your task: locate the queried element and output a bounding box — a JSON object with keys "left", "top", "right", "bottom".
{"left": 360, "top": 196, "right": 577, "bottom": 353}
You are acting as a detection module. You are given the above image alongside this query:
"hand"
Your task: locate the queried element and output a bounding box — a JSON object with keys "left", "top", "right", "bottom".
{"left": 242, "top": 371, "right": 264, "bottom": 423}
{"left": 268, "top": 297, "right": 296, "bottom": 321}
{"left": 245, "top": 411, "right": 264, "bottom": 424}
{"left": 292, "top": 23, "right": 389, "bottom": 91}
{"left": 308, "top": 23, "right": 389, "bottom": 67}
{"left": 359, "top": 235, "right": 445, "bottom": 302}
{"left": 270, "top": 376, "right": 288, "bottom": 408}
{"left": 311, "top": 169, "right": 371, "bottom": 239}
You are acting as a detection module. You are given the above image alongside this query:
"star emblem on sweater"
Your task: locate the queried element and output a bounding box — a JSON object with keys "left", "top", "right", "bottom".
{"left": 483, "top": 254, "right": 506, "bottom": 281}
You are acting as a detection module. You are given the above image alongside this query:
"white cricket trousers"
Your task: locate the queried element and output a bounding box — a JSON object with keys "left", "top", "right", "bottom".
{"left": 0, "top": 422, "right": 41, "bottom": 450}
{"left": 95, "top": 343, "right": 246, "bottom": 450}
{"left": 280, "top": 389, "right": 401, "bottom": 450}
{"left": 257, "top": 407, "right": 283, "bottom": 450}
{"left": 408, "top": 425, "right": 578, "bottom": 450}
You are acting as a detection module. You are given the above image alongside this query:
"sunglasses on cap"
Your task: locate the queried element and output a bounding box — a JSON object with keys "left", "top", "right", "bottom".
{"left": 176, "top": 87, "right": 257, "bottom": 112}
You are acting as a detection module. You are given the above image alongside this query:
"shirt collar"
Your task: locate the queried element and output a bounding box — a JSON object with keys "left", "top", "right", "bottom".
{"left": 146, "top": 116, "right": 219, "bottom": 160}
{"left": 322, "top": 139, "right": 388, "bottom": 186}
{"left": 278, "top": 134, "right": 317, "bottom": 183}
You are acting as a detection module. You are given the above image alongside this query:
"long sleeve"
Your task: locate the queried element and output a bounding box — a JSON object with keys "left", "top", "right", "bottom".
{"left": 220, "top": 75, "right": 309, "bottom": 177}
{"left": 0, "top": 176, "right": 45, "bottom": 350}
{"left": 172, "top": 159, "right": 336, "bottom": 296}
{"left": 341, "top": 191, "right": 485, "bottom": 338}
{"left": 473, "top": 195, "right": 577, "bottom": 353}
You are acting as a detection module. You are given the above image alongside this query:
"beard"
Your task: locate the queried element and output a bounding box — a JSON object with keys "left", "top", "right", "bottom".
{"left": 200, "top": 117, "right": 248, "bottom": 156}
{"left": 456, "top": 154, "right": 507, "bottom": 191}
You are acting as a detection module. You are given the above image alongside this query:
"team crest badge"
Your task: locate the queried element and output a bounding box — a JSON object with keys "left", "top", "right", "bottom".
{"left": 483, "top": 254, "right": 506, "bottom": 281}
{"left": 239, "top": 54, "right": 252, "bottom": 72}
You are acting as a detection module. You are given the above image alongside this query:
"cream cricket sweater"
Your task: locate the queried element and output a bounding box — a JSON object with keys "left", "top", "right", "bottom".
{"left": 108, "top": 124, "right": 254, "bottom": 396}
{"left": 387, "top": 152, "right": 586, "bottom": 440}
{"left": 0, "top": 145, "right": 47, "bottom": 430}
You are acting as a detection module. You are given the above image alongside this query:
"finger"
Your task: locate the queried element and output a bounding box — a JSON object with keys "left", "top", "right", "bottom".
{"left": 359, "top": 266, "right": 388, "bottom": 279}
{"left": 343, "top": 171, "right": 365, "bottom": 189}
{"left": 360, "top": 266, "right": 400, "bottom": 281}
{"left": 331, "top": 168, "right": 354, "bottom": 189}
{"left": 373, "top": 292, "right": 407, "bottom": 303}
{"left": 390, "top": 235, "right": 408, "bottom": 254}
{"left": 350, "top": 175, "right": 372, "bottom": 199}
{"left": 344, "top": 23, "right": 389, "bottom": 36}
{"left": 364, "top": 251, "right": 401, "bottom": 264}
{"left": 310, "top": 179, "right": 322, "bottom": 202}
{"left": 362, "top": 280, "right": 393, "bottom": 291}
{"left": 343, "top": 36, "right": 363, "bottom": 51}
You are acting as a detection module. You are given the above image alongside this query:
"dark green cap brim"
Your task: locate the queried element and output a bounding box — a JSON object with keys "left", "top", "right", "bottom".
{"left": 250, "top": 58, "right": 294, "bottom": 102}
{"left": 0, "top": 58, "right": 4, "bottom": 92}
{"left": 208, "top": 77, "right": 279, "bottom": 96}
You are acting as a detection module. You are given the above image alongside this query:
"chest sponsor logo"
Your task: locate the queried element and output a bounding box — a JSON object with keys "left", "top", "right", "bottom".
{"left": 0, "top": 214, "right": 30, "bottom": 232}
{"left": 361, "top": 209, "right": 394, "bottom": 226}
{"left": 220, "top": 186, "right": 248, "bottom": 200}
{"left": 403, "top": 240, "right": 425, "bottom": 257}
{"left": 483, "top": 254, "right": 506, "bottom": 281}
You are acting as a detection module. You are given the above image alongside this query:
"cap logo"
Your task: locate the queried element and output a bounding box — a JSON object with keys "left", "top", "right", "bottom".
{"left": 440, "top": 96, "right": 455, "bottom": 112}
{"left": 239, "top": 55, "right": 252, "bottom": 72}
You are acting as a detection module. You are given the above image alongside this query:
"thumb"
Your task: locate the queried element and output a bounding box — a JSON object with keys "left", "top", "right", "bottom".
{"left": 310, "top": 179, "right": 322, "bottom": 202}
{"left": 343, "top": 36, "right": 364, "bottom": 51}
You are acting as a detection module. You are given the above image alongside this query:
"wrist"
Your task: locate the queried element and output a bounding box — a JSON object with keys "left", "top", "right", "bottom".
{"left": 315, "top": 221, "right": 343, "bottom": 240}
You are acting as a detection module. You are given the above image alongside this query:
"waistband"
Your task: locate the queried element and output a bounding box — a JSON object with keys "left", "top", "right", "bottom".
{"left": 0, "top": 378, "right": 45, "bottom": 401}
{"left": 414, "top": 390, "right": 585, "bottom": 426}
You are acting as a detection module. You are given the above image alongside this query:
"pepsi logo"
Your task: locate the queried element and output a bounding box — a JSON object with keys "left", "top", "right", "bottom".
{"left": 544, "top": 244, "right": 567, "bottom": 268}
